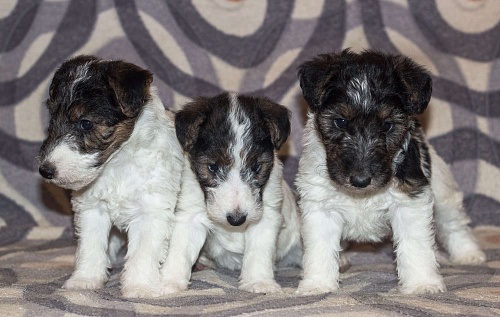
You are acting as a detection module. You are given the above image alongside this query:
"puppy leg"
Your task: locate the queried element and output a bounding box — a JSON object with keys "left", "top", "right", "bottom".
{"left": 431, "top": 150, "right": 486, "bottom": 265}
{"left": 107, "top": 227, "right": 126, "bottom": 265}
{"left": 160, "top": 212, "right": 208, "bottom": 295}
{"left": 63, "top": 208, "right": 111, "bottom": 290}
{"left": 339, "top": 255, "right": 351, "bottom": 273}
{"left": 120, "top": 214, "right": 172, "bottom": 298}
{"left": 434, "top": 196, "right": 486, "bottom": 265}
{"left": 390, "top": 191, "right": 446, "bottom": 294}
{"left": 194, "top": 252, "right": 217, "bottom": 270}
{"left": 275, "top": 181, "right": 303, "bottom": 269}
{"left": 239, "top": 207, "right": 283, "bottom": 294}
{"left": 296, "top": 207, "right": 343, "bottom": 295}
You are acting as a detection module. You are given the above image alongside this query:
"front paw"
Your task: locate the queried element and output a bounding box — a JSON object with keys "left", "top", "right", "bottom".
{"left": 399, "top": 281, "right": 446, "bottom": 294}
{"left": 239, "top": 280, "right": 283, "bottom": 294}
{"left": 159, "top": 279, "right": 189, "bottom": 295}
{"left": 121, "top": 285, "right": 161, "bottom": 298}
{"left": 62, "top": 276, "right": 105, "bottom": 290}
{"left": 450, "top": 249, "right": 486, "bottom": 265}
{"left": 295, "top": 278, "right": 338, "bottom": 296}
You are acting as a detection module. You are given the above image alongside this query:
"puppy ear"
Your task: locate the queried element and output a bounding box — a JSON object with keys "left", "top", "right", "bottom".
{"left": 257, "top": 98, "right": 291, "bottom": 150}
{"left": 298, "top": 50, "right": 354, "bottom": 112}
{"left": 392, "top": 56, "right": 432, "bottom": 115}
{"left": 298, "top": 55, "right": 337, "bottom": 112}
{"left": 175, "top": 98, "right": 209, "bottom": 152}
{"left": 107, "top": 61, "right": 153, "bottom": 117}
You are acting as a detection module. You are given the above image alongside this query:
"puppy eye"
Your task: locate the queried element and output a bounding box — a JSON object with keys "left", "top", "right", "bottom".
{"left": 79, "top": 119, "right": 94, "bottom": 131}
{"left": 250, "top": 163, "right": 261, "bottom": 173}
{"left": 208, "top": 163, "right": 218, "bottom": 173}
{"left": 334, "top": 118, "right": 347, "bottom": 130}
{"left": 381, "top": 121, "right": 393, "bottom": 133}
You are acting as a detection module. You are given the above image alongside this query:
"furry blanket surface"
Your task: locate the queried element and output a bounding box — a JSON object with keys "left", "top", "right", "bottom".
{"left": 1, "top": 0, "right": 499, "bottom": 316}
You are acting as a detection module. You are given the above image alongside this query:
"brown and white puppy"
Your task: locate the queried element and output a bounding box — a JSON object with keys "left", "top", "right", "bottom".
{"left": 295, "top": 49, "right": 486, "bottom": 295}
{"left": 38, "top": 55, "right": 183, "bottom": 297}
{"left": 160, "top": 92, "right": 302, "bottom": 294}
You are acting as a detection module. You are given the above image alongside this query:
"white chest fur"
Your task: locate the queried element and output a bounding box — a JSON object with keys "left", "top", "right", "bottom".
{"left": 297, "top": 115, "right": 401, "bottom": 243}
{"left": 71, "top": 92, "right": 183, "bottom": 230}
{"left": 325, "top": 187, "right": 397, "bottom": 242}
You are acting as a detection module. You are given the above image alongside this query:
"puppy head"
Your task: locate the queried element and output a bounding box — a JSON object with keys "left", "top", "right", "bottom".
{"left": 298, "top": 49, "right": 432, "bottom": 194}
{"left": 176, "top": 92, "right": 290, "bottom": 228}
{"left": 38, "top": 55, "right": 153, "bottom": 190}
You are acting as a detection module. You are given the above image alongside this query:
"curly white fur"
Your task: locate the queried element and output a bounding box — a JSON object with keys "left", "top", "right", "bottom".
{"left": 61, "top": 90, "right": 183, "bottom": 297}
{"left": 161, "top": 155, "right": 302, "bottom": 295}
{"left": 160, "top": 95, "right": 302, "bottom": 295}
{"left": 296, "top": 114, "right": 485, "bottom": 295}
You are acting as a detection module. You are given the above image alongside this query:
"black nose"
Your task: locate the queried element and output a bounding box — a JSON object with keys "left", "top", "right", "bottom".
{"left": 350, "top": 175, "right": 371, "bottom": 188}
{"left": 39, "top": 163, "right": 56, "bottom": 179}
{"left": 226, "top": 214, "right": 247, "bottom": 226}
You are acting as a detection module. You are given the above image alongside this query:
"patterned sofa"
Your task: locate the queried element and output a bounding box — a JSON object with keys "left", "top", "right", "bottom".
{"left": 1, "top": 1, "right": 499, "bottom": 315}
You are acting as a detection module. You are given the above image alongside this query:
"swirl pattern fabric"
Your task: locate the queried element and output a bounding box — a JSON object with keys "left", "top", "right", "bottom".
{"left": 0, "top": 0, "right": 499, "bottom": 315}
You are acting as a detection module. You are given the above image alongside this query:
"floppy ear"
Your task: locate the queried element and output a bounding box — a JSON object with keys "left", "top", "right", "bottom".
{"left": 175, "top": 98, "right": 210, "bottom": 152}
{"left": 107, "top": 60, "right": 153, "bottom": 117}
{"left": 298, "top": 49, "right": 355, "bottom": 112}
{"left": 257, "top": 97, "right": 291, "bottom": 150}
{"left": 392, "top": 56, "right": 432, "bottom": 115}
{"left": 298, "top": 55, "right": 337, "bottom": 112}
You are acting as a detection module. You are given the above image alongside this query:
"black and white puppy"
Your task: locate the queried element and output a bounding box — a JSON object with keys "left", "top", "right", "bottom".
{"left": 295, "top": 49, "right": 486, "bottom": 295}
{"left": 38, "top": 56, "right": 183, "bottom": 297}
{"left": 160, "top": 92, "right": 302, "bottom": 294}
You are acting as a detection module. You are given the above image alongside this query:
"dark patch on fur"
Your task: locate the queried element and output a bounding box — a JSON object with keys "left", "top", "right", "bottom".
{"left": 176, "top": 93, "right": 233, "bottom": 189}
{"left": 395, "top": 130, "right": 431, "bottom": 197}
{"left": 298, "top": 49, "right": 433, "bottom": 196}
{"left": 298, "top": 49, "right": 432, "bottom": 115}
{"left": 237, "top": 94, "right": 291, "bottom": 150}
{"left": 39, "top": 55, "right": 153, "bottom": 168}
{"left": 175, "top": 92, "right": 290, "bottom": 200}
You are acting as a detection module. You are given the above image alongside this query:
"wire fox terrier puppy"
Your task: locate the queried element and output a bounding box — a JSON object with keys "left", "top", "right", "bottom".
{"left": 295, "top": 49, "right": 486, "bottom": 295}
{"left": 160, "top": 92, "right": 302, "bottom": 294}
{"left": 38, "top": 55, "right": 183, "bottom": 297}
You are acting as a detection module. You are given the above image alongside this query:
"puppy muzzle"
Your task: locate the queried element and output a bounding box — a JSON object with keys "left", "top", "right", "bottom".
{"left": 39, "top": 162, "right": 56, "bottom": 180}
{"left": 226, "top": 210, "right": 247, "bottom": 227}
{"left": 349, "top": 174, "right": 372, "bottom": 188}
